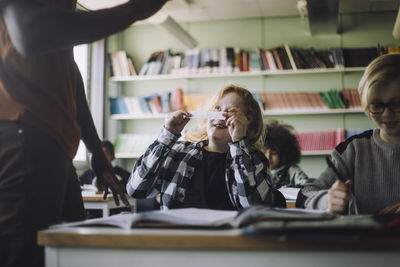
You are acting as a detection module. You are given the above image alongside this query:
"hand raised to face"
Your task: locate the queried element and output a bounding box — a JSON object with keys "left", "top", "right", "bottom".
{"left": 223, "top": 107, "right": 248, "bottom": 142}
{"left": 164, "top": 110, "right": 191, "bottom": 135}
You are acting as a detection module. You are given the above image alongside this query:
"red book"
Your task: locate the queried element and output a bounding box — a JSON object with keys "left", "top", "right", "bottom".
{"left": 272, "top": 49, "right": 283, "bottom": 70}
{"left": 151, "top": 96, "right": 163, "bottom": 113}
{"left": 259, "top": 49, "right": 270, "bottom": 70}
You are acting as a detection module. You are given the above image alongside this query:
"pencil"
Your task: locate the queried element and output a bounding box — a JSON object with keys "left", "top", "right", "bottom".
{"left": 325, "top": 156, "right": 347, "bottom": 183}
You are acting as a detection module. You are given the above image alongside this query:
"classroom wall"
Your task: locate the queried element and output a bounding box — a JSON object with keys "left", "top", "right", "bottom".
{"left": 106, "top": 12, "right": 399, "bottom": 177}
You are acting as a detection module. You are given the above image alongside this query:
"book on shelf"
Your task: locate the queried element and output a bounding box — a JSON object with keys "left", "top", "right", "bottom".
{"left": 258, "top": 88, "right": 362, "bottom": 111}
{"left": 271, "top": 49, "right": 283, "bottom": 70}
{"left": 144, "top": 94, "right": 163, "bottom": 113}
{"left": 258, "top": 48, "right": 268, "bottom": 70}
{"left": 249, "top": 51, "right": 261, "bottom": 71}
{"left": 160, "top": 92, "right": 171, "bottom": 113}
{"left": 294, "top": 129, "right": 346, "bottom": 152}
{"left": 110, "top": 88, "right": 207, "bottom": 116}
{"left": 283, "top": 44, "right": 297, "bottom": 70}
{"left": 123, "top": 97, "right": 142, "bottom": 115}
{"left": 276, "top": 46, "right": 292, "bottom": 70}
{"left": 341, "top": 88, "right": 361, "bottom": 108}
{"left": 342, "top": 47, "right": 380, "bottom": 67}
{"left": 109, "top": 98, "right": 121, "bottom": 114}
{"left": 137, "top": 96, "right": 152, "bottom": 114}
{"left": 170, "top": 88, "right": 184, "bottom": 111}
{"left": 131, "top": 45, "right": 400, "bottom": 77}
{"left": 109, "top": 51, "right": 137, "bottom": 77}
{"left": 138, "top": 51, "right": 164, "bottom": 76}
{"left": 50, "top": 205, "right": 335, "bottom": 230}
{"left": 319, "top": 89, "right": 346, "bottom": 109}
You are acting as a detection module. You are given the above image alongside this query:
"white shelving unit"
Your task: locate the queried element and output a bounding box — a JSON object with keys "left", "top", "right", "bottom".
{"left": 109, "top": 67, "right": 365, "bottom": 121}
{"left": 109, "top": 67, "right": 365, "bottom": 82}
{"left": 109, "top": 67, "right": 366, "bottom": 160}
{"left": 111, "top": 108, "right": 364, "bottom": 120}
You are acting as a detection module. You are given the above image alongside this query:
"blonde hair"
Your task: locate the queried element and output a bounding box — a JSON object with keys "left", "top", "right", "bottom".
{"left": 358, "top": 54, "right": 400, "bottom": 117}
{"left": 185, "top": 83, "right": 264, "bottom": 150}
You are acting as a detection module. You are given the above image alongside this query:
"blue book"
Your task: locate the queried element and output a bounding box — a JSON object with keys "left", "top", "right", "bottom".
{"left": 117, "top": 97, "right": 128, "bottom": 114}
{"left": 160, "top": 92, "right": 171, "bottom": 113}
{"left": 138, "top": 96, "right": 151, "bottom": 113}
{"left": 109, "top": 97, "right": 121, "bottom": 114}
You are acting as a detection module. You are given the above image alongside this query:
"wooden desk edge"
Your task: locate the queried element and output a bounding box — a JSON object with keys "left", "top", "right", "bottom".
{"left": 38, "top": 227, "right": 400, "bottom": 251}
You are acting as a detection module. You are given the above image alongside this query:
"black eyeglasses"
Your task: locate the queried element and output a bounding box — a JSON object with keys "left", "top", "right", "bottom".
{"left": 368, "top": 101, "right": 400, "bottom": 115}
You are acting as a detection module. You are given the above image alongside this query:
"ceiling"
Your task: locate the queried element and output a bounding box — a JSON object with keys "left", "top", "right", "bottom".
{"left": 78, "top": 0, "right": 399, "bottom": 24}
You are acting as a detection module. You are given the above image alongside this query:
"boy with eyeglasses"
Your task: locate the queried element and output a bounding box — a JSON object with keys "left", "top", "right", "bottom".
{"left": 299, "top": 54, "right": 400, "bottom": 215}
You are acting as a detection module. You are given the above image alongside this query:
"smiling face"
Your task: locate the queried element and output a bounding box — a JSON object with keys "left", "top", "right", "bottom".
{"left": 206, "top": 92, "right": 245, "bottom": 152}
{"left": 368, "top": 77, "right": 400, "bottom": 144}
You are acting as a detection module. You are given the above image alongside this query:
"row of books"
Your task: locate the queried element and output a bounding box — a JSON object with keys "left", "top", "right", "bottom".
{"left": 260, "top": 89, "right": 362, "bottom": 110}
{"left": 295, "top": 129, "right": 365, "bottom": 152}
{"left": 110, "top": 45, "right": 393, "bottom": 77}
{"left": 110, "top": 88, "right": 362, "bottom": 116}
{"left": 108, "top": 51, "right": 137, "bottom": 77}
{"left": 109, "top": 88, "right": 184, "bottom": 115}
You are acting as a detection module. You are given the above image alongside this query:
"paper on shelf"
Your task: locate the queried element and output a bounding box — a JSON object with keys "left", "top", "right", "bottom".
{"left": 188, "top": 111, "right": 225, "bottom": 120}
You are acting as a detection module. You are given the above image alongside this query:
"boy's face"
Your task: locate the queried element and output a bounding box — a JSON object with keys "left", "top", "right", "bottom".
{"left": 368, "top": 78, "right": 400, "bottom": 143}
{"left": 264, "top": 148, "right": 280, "bottom": 170}
{"left": 206, "top": 92, "right": 245, "bottom": 148}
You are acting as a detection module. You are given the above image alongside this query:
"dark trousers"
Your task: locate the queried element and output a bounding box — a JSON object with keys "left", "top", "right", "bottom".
{"left": 0, "top": 120, "right": 86, "bottom": 267}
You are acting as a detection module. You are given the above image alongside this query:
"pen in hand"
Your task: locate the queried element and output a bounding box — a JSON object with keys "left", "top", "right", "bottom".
{"left": 325, "top": 155, "right": 358, "bottom": 215}
{"left": 325, "top": 156, "right": 347, "bottom": 183}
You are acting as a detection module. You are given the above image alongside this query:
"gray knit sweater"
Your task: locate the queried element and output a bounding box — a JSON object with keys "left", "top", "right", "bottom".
{"left": 301, "top": 128, "right": 400, "bottom": 214}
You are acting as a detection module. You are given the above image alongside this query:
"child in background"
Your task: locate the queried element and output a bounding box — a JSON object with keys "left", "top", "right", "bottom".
{"left": 80, "top": 140, "right": 131, "bottom": 189}
{"left": 263, "top": 120, "right": 311, "bottom": 188}
{"left": 127, "top": 84, "right": 277, "bottom": 210}
{"left": 300, "top": 54, "right": 400, "bottom": 214}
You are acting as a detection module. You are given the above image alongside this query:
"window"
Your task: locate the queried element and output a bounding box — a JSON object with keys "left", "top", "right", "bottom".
{"left": 73, "top": 44, "right": 89, "bottom": 162}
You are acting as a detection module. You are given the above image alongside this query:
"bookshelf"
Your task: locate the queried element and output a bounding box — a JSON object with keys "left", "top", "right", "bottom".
{"left": 110, "top": 107, "right": 364, "bottom": 120}
{"left": 106, "top": 12, "right": 397, "bottom": 178}
{"left": 109, "top": 67, "right": 365, "bottom": 82}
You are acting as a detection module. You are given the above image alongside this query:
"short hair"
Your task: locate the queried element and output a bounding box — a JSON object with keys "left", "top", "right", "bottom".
{"left": 101, "top": 140, "right": 115, "bottom": 156}
{"left": 358, "top": 54, "right": 400, "bottom": 117}
{"left": 185, "top": 83, "right": 264, "bottom": 150}
{"left": 263, "top": 120, "right": 301, "bottom": 167}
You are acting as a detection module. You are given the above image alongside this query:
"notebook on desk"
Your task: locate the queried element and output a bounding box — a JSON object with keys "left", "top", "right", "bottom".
{"left": 50, "top": 205, "right": 334, "bottom": 230}
{"left": 243, "top": 214, "right": 384, "bottom": 239}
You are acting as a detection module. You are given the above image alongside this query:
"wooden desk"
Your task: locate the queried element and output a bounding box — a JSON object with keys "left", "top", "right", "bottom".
{"left": 82, "top": 191, "right": 136, "bottom": 217}
{"left": 38, "top": 226, "right": 400, "bottom": 267}
{"left": 286, "top": 200, "right": 296, "bottom": 208}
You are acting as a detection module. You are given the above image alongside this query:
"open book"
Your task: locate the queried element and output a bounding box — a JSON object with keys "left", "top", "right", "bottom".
{"left": 50, "top": 206, "right": 335, "bottom": 230}
{"left": 244, "top": 215, "right": 382, "bottom": 237}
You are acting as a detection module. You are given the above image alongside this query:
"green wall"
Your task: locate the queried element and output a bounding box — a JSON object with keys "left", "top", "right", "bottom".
{"left": 106, "top": 12, "right": 399, "bottom": 177}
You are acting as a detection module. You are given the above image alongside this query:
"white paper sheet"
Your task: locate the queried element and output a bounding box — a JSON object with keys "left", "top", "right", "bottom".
{"left": 188, "top": 111, "right": 225, "bottom": 120}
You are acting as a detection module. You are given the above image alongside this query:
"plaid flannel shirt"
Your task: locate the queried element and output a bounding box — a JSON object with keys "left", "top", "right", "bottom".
{"left": 127, "top": 127, "right": 273, "bottom": 210}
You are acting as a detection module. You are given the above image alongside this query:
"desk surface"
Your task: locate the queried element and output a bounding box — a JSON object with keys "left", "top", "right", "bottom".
{"left": 38, "top": 226, "right": 400, "bottom": 251}
{"left": 81, "top": 191, "right": 114, "bottom": 202}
